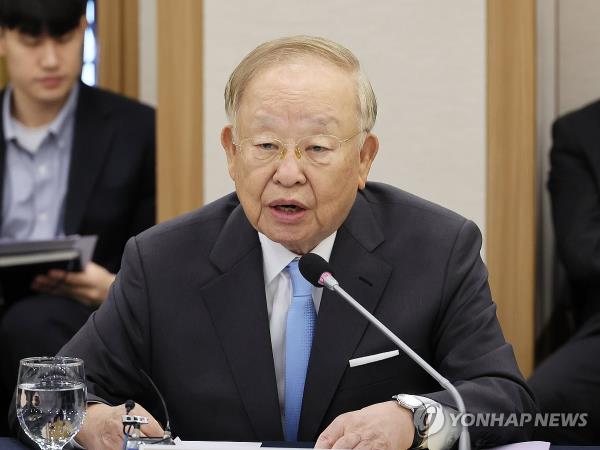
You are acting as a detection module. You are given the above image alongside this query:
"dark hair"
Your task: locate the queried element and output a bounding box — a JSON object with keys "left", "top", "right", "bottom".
{"left": 0, "top": 0, "right": 86, "bottom": 37}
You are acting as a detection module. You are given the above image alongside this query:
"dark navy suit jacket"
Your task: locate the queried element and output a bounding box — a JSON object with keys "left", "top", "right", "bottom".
{"left": 58, "top": 182, "right": 536, "bottom": 447}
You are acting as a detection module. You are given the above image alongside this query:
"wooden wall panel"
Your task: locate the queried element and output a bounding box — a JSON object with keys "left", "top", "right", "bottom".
{"left": 156, "top": 0, "right": 203, "bottom": 221}
{"left": 487, "top": 0, "right": 537, "bottom": 376}
{"left": 0, "top": 58, "right": 8, "bottom": 88}
{"left": 97, "top": 0, "right": 139, "bottom": 99}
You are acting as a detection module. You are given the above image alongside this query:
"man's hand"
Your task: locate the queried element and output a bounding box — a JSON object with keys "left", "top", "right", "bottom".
{"left": 31, "top": 262, "right": 116, "bottom": 307}
{"left": 75, "top": 403, "right": 164, "bottom": 450}
{"left": 315, "top": 401, "right": 415, "bottom": 450}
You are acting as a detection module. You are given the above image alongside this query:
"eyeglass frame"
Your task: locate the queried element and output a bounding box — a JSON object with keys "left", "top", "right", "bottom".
{"left": 232, "top": 129, "right": 367, "bottom": 164}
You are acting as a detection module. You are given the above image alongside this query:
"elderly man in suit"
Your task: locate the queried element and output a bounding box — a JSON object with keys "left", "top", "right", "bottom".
{"left": 51, "top": 36, "right": 535, "bottom": 450}
{"left": 0, "top": 0, "right": 155, "bottom": 435}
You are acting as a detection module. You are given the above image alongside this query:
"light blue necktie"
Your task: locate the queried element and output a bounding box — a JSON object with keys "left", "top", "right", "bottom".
{"left": 284, "top": 259, "right": 316, "bottom": 442}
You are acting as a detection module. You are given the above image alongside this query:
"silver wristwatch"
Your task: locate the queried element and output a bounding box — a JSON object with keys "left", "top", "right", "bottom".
{"left": 393, "top": 394, "right": 430, "bottom": 449}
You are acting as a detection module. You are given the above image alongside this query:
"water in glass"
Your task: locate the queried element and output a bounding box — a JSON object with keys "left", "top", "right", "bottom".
{"left": 16, "top": 357, "right": 86, "bottom": 450}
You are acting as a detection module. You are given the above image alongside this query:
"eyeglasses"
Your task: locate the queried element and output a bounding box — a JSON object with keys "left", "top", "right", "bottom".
{"left": 233, "top": 130, "right": 364, "bottom": 166}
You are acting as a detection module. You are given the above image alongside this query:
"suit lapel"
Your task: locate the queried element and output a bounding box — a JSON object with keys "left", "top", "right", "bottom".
{"left": 64, "top": 84, "right": 114, "bottom": 234}
{"left": 201, "top": 205, "right": 283, "bottom": 441}
{"left": 299, "top": 193, "right": 392, "bottom": 440}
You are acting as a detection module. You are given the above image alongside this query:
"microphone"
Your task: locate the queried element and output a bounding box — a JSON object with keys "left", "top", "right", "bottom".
{"left": 125, "top": 399, "right": 135, "bottom": 414}
{"left": 121, "top": 369, "right": 175, "bottom": 447}
{"left": 299, "top": 253, "right": 471, "bottom": 450}
{"left": 139, "top": 368, "right": 173, "bottom": 440}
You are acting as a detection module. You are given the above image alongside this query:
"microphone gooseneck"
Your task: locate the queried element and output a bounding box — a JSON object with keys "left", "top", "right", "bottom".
{"left": 121, "top": 371, "right": 175, "bottom": 447}
{"left": 139, "top": 368, "right": 172, "bottom": 436}
{"left": 298, "top": 253, "right": 471, "bottom": 450}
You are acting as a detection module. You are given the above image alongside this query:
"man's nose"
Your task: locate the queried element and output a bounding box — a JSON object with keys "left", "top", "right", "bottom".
{"left": 272, "top": 145, "right": 306, "bottom": 186}
{"left": 40, "top": 40, "right": 59, "bottom": 68}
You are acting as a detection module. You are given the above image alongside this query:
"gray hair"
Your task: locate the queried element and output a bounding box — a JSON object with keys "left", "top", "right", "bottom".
{"left": 224, "top": 35, "right": 377, "bottom": 132}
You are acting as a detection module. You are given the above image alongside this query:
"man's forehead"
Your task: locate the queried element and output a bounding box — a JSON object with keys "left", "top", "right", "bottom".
{"left": 234, "top": 57, "right": 359, "bottom": 132}
{"left": 247, "top": 113, "right": 341, "bottom": 129}
{"left": 244, "top": 56, "right": 355, "bottom": 96}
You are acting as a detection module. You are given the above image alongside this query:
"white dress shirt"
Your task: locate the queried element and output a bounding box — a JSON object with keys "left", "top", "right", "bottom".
{"left": 258, "top": 231, "right": 336, "bottom": 418}
{"left": 1, "top": 83, "right": 79, "bottom": 240}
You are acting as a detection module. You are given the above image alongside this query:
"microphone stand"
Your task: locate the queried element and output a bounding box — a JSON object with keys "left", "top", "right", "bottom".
{"left": 320, "top": 274, "right": 471, "bottom": 450}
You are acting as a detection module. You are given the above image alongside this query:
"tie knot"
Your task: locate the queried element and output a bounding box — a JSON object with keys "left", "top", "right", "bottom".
{"left": 286, "top": 259, "right": 313, "bottom": 297}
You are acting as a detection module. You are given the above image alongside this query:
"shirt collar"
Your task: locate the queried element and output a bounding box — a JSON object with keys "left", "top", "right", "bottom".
{"left": 258, "top": 231, "right": 337, "bottom": 286}
{"left": 2, "top": 82, "right": 79, "bottom": 142}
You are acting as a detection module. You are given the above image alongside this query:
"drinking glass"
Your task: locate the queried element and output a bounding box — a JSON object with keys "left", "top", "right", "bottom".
{"left": 16, "top": 357, "right": 86, "bottom": 450}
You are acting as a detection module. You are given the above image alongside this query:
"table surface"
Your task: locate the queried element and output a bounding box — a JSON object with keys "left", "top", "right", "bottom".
{"left": 2, "top": 439, "right": 599, "bottom": 450}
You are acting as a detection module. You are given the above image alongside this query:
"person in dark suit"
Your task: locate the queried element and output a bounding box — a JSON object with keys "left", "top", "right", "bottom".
{"left": 0, "top": 0, "right": 155, "bottom": 435}
{"left": 49, "top": 36, "right": 534, "bottom": 450}
{"left": 528, "top": 100, "right": 600, "bottom": 444}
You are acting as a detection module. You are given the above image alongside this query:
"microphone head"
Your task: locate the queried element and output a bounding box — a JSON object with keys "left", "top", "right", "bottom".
{"left": 299, "top": 253, "right": 334, "bottom": 287}
{"left": 125, "top": 399, "right": 135, "bottom": 413}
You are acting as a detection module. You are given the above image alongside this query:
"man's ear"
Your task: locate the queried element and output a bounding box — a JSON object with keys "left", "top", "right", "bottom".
{"left": 79, "top": 16, "right": 88, "bottom": 32}
{"left": 357, "top": 133, "right": 379, "bottom": 190}
{"left": 221, "top": 125, "right": 237, "bottom": 180}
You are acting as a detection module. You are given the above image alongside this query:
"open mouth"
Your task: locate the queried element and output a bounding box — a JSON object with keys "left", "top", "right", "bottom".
{"left": 273, "top": 205, "right": 304, "bottom": 213}
{"left": 269, "top": 201, "right": 307, "bottom": 221}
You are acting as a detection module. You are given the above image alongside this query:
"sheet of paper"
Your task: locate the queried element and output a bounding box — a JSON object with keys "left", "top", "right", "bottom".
{"left": 488, "top": 441, "right": 550, "bottom": 450}
{"left": 75, "top": 235, "right": 98, "bottom": 267}
{"left": 143, "top": 440, "right": 551, "bottom": 450}
{"left": 142, "top": 441, "right": 261, "bottom": 449}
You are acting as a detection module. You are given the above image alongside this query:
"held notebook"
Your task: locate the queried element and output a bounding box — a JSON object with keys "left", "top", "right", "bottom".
{"left": 0, "top": 235, "right": 97, "bottom": 304}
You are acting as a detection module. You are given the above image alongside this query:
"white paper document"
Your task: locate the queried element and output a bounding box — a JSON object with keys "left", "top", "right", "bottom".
{"left": 143, "top": 439, "right": 550, "bottom": 450}
{"left": 488, "top": 441, "right": 550, "bottom": 450}
{"left": 141, "top": 441, "right": 261, "bottom": 449}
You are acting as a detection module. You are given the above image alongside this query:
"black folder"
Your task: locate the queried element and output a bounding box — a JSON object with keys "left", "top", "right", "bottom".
{"left": 0, "top": 236, "right": 97, "bottom": 305}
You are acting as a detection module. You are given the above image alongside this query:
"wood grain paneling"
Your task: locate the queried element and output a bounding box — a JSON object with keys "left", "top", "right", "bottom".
{"left": 97, "top": 0, "right": 139, "bottom": 98}
{"left": 156, "top": 0, "right": 203, "bottom": 221}
{"left": 487, "top": 0, "right": 537, "bottom": 376}
{"left": 0, "top": 58, "right": 8, "bottom": 88}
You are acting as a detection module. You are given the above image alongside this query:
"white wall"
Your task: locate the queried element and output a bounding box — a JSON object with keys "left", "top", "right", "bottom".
{"left": 558, "top": 0, "right": 600, "bottom": 114}
{"left": 203, "top": 0, "right": 487, "bottom": 234}
{"left": 536, "top": 0, "right": 558, "bottom": 333}
{"left": 139, "top": 0, "right": 157, "bottom": 107}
